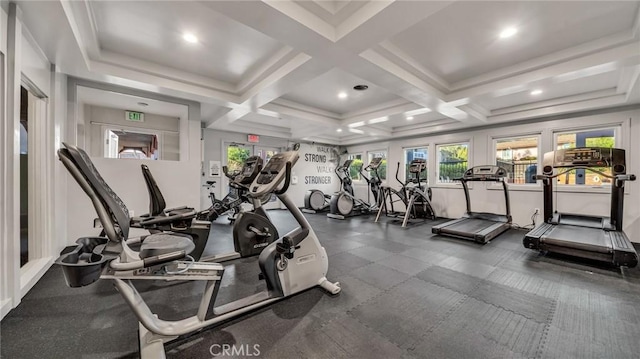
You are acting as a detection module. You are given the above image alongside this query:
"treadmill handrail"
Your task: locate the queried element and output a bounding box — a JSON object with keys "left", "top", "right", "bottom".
{"left": 537, "top": 167, "right": 632, "bottom": 181}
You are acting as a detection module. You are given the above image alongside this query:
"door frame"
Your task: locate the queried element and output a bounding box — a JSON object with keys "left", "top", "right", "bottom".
{"left": 20, "top": 81, "right": 54, "bottom": 297}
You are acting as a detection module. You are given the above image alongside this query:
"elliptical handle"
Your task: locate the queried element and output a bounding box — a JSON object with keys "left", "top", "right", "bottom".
{"left": 275, "top": 162, "right": 292, "bottom": 195}
{"left": 395, "top": 161, "right": 403, "bottom": 186}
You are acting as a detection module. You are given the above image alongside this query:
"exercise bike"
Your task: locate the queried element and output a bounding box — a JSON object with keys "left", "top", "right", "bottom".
{"left": 375, "top": 159, "right": 436, "bottom": 227}
{"left": 140, "top": 158, "right": 278, "bottom": 260}
{"left": 55, "top": 142, "right": 340, "bottom": 359}
{"left": 197, "top": 157, "right": 263, "bottom": 223}
{"left": 327, "top": 159, "right": 379, "bottom": 220}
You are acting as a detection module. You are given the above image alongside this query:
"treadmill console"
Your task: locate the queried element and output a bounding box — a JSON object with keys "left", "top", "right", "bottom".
{"left": 250, "top": 150, "right": 299, "bottom": 196}
{"left": 545, "top": 147, "right": 626, "bottom": 174}
{"left": 462, "top": 166, "right": 507, "bottom": 181}
{"left": 408, "top": 159, "right": 427, "bottom": 173}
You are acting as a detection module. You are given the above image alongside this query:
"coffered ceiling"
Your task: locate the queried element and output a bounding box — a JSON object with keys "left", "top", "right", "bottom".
{"left": 14, "top": 0, "right": 640, "bottom": 145}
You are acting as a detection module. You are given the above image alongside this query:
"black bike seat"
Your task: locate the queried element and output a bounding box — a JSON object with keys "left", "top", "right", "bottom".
{"left": 206, "top": 181, "right": 217, "bottom": 185}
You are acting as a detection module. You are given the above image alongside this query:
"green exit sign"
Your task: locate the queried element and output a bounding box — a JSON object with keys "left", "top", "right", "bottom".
{"left": 126, "top": 111, "right": 144, "bottom": 122}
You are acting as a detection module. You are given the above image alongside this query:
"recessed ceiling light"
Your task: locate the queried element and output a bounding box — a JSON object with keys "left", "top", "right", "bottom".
{"left": 183, "top": 32, "right": 199, "bottom": 44}
{"left": 499, "top": 27, "right": 518, "bottom": 39}
{"left": 530, "top": 89, "right": 543, "bottom": 95}
{"left": 137, "top": 102, "right": 149, "bottom": 107}
{"left": 336, "top": 128, "right": 342, "bottom": 132}
{"left": 353, "top": 84, "right": 368, "bottom": 91}
{"left": 338, "top": 92, "right": 348, "bottom": 99}
{"left": 406, "top": 116, "right": 414, "bottom": 121}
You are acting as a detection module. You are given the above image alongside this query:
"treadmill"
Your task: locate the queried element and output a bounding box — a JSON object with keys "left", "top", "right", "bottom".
{"left": 432, "top": 166, "right": 512, "bottom": 244}
{"left": 523, "top": 147, "right": 638, "bottom": 268}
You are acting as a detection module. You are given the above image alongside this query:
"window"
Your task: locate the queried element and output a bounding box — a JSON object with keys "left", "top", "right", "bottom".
{"left": 226, "top": 144, "right": 252, "bottom": 173}
{"left": 494, "top": 135, "right": 539, "bottom": 184}
{"left": 404, "top": 147, "right": 428, "bottom": 182}
{"left": 347, "top": 153, "right": 363, "bottom": 181}
{"left": 437, "top": 143, "right": 469, "bottom": 183}
{"left": 554, "top": 127, "right": 617, "bottom": 186}
{"left": 104, "top": 129, "right": 160, "bottom": 160}
{"left": 368, "top": 150, "right": 387, "bottom": 180}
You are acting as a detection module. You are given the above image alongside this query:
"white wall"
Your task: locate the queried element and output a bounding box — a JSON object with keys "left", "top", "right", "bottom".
{"left": 347, "top": 108, "right": 640, "bottom": 242}
{"left": 85, "top": 104, "right": 180, "bottom": 160}
{"left": 65, "top": 78, "right": 202, "bottom": 246}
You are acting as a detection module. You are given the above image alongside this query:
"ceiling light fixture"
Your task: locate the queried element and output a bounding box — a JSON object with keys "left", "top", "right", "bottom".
{"left": 530, "top": 89, "right": 543, "bottom": 95}
{"left": 348, "top": 121, "right": 365, "bottom": 128}
{"left": 336, "top": 128, "right": 342, "bottom": 132}
{"left": 499, "top": 27, "right": 518, "bottom": 39}
{"left": 338, "top": 92, "right": 348, "bottom": 99}
{"left": 349, "top": 128, "right": 365, "bottom": 135}
{"left": 404, "top": 108, "right": 431, "bottom": 117}
{"left": 406, "top": 116, "right": 414, "bottom": 120}
{"left": 368, "top": 117, "right": 388, "bottom": 124}
{"left": 353, "top": 84, "right": 369, "bottom": 91}
{"left": 183, "top": 32, "right": 199, "bottom": 44}
{"left": 137, "top": 102, "right": 149, "bottom": 107}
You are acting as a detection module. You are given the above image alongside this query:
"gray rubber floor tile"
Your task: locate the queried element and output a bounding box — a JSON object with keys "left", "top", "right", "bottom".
{"left": 377, "top": 254, "right": 433, "bottom": 275}
{"left": 415, "top": 266, "right": 483, "bottom": 295}
{"left": 349, "top": 278, "right": 465, "bottom": 349}
{"left": 486, "top": 267, "right": 560, "bottom": 299}
{"left": 349, "top": 263, "right": 412, "bottom": 291}
{"left": 348, "top": 245, "right": 395, "bottom": 262}
{"left": 415, "top": 297, "right": 543, "bottom": 358}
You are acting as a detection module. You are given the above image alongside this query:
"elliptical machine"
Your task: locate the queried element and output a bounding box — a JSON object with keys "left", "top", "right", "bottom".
{"left": 360, "top": 157, "right": 383, "bottom": 208}
{"left": 55, "top": 142, "right": 340, "bottom": 359}
{"left": 375, "top": 159, "right": 436, "bottom": 227}
{"left": 327, "top": 159, "right": 378, "bottom": 220}
{"left": 303, "top": 189, "right": 332, "bottom": 214}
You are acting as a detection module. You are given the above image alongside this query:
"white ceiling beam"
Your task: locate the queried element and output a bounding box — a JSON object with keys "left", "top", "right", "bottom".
{"left": 235, "top": 46, "right": 297, "bottom": 93}
{"left": 487, "top": 94, "right": 627, "bottom": 124}
{"left": 203, "top": 1, "right": 483, "bottom": 125}
{"left": 261, "top": 102, "right": 341, "bottom": 126}
{"left": 376, "top": 40, "right": 450, "bottom": 92}
{"left": 262, "top": 0, "right": 336, "bottom": 41}
{"left": 457, "top": 104, "right": 488, "bottom": 123}
{"left": 451, "top": 30, "right": 639, "bottom": 91}
{"left": 59, "top": 0, "right": 95, "bottom": 67}
{"left": 617, "top": 65, "right": 640, "bottom": 102}
{"left": 342, "top": 100, "right": 422, "bottom": 126}
{"left": 447, "top": 43, "right": 640, "bottom": 102}
{"left": 490, "top": 88, "right": 619, "bottom": 116}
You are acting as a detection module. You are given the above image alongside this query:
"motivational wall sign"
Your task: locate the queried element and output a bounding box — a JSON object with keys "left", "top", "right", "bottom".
{"left": 303, "top": 145, "right": 335, "bottom": 185}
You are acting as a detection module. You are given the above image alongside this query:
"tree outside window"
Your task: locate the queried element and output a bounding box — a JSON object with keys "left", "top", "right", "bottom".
{"left": 348, "top": 154, "right": 363, "bottom": 181}
{"left": 368, "top": 151, "right": 387, "bottom": 180}
{"left": 437, "top": 143, "right": 468, "bottom": 183}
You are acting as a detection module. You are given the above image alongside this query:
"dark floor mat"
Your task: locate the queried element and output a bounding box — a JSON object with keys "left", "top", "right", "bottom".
{"left": 348, "top": 277, "right": 465, "bottom": 349}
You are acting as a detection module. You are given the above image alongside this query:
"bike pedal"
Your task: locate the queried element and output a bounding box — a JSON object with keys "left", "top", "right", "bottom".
{"left": 258, "top": 273, "right": 265, "bottom": 280}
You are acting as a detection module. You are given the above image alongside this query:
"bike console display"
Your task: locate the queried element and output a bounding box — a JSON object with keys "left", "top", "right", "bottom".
{"left": 461, "top": 166, "right": 507, "bottom": 181}
{"left": 251, "top": 151, "right": 299, "bottom": 196}
{"left": 234, "top": 156, "right": 263, "bottom": 185}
